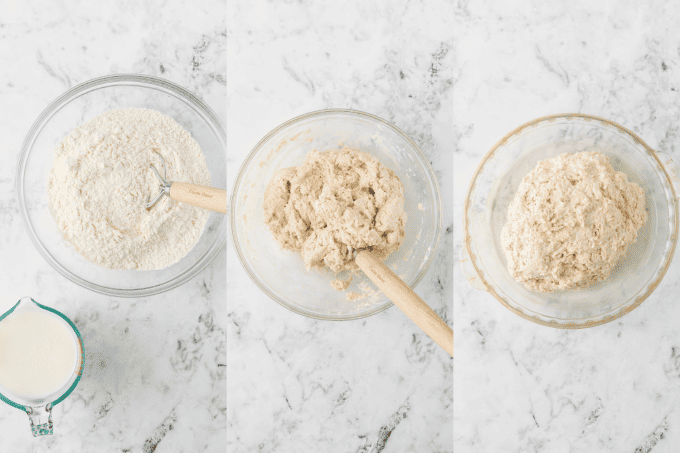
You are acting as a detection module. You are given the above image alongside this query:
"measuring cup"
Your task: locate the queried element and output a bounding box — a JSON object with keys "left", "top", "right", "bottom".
{"left": 0, "top": 297, "right": 85, "bottom": 436}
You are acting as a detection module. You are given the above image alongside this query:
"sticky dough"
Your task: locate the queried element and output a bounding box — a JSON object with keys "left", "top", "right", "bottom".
{"left": 263, "top": 148, "right": 406, "bottom": 273}
{"left": 500, "top": 151, "right": 647, "bottom": 292}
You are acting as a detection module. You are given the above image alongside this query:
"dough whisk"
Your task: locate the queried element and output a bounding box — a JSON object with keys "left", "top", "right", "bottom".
{"left": 146, "top": 154, "right": 227, "bottom": 214}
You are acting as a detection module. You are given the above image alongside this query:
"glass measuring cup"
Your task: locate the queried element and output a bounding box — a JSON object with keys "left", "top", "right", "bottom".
{"left": 0, "top": 297, "right": 85, "bottom": 436}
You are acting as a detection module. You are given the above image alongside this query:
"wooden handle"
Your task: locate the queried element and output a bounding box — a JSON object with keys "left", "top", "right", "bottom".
{"left": 169, "top": 182, "right": 227, "bottom": 214}
{"left": 355, "top": 250, "right": 453, "bottom": 357}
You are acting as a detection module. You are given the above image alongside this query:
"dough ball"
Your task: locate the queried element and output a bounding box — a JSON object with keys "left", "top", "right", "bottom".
{"left": 500, "top": 151, "right": 647, "bottom": 292}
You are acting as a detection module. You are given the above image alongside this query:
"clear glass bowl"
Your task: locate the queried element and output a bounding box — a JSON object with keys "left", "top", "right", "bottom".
{"left": 231, "top": 109, "right": 442, "bottom": 320}
{"left": 16, "top": 74, "right": 226, "bottom": 297}
{"left": 461, "top": 114, "right": 680, "bottom": 328}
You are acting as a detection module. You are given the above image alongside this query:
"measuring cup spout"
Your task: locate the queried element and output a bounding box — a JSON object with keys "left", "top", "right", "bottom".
{"left": 0, "top": 296, "right": 37, "bottom": 319}
{"left": 15, "top": 296, "right": 38, "bottom": 310}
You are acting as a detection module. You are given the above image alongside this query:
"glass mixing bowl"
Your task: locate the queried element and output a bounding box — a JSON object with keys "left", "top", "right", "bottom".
{"left": 461, "top": 114, "right": 680, "bottom": 328}
{"left": 17, "top": 74, "right": 226, "bottom": 297}
{"left": 231, "top": 109, "right": 442, "bottom": 320}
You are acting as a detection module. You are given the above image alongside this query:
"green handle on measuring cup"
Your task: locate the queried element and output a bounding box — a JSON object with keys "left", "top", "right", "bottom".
{"left": 27, "top": 405, "right": 54, "bottom": 436}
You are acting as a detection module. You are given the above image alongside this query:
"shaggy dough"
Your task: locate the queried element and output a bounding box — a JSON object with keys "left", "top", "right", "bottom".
{"left": 500, "top": 151, "right": 647, "bottom": 292}
{"left": 264, "top": 148, "right": 406, "bottom": 274}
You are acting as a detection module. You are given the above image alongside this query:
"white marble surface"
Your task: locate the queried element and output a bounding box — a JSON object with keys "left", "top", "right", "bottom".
{"left": 454, "top": 1, "right": 680, "bottom": 452}
{"left": 227, "top": 1, "right": 453, "bottom": 452}
{"left": 0, "top": 1, "right": 226, "bottom": 452}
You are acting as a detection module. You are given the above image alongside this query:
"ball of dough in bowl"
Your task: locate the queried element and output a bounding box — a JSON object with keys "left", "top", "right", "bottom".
{"left": 500, "top": 151, "right": 647, "bottom": 292}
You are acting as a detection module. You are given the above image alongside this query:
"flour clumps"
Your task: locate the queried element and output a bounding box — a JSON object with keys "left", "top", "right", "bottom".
{"left": 263, "top": 148, "right": 406, "bottom": 275}
{"left": 48, "top": 108, "right": 211, "bottom": 270}
{"left": 500, "top": 151, "right": 647, "bottom": 292}
{"left": 331, "top": 276, "right": 353, "bottom": 291}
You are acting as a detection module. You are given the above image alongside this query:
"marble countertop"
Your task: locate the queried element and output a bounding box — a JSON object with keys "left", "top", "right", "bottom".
{"left": 0, "top": 1, "right": 226, "bottom": 452}
{"left": 226, "top": 1, "right": 453, "bottom": 452}
{"left": 454, "top": 2, "right": 680, "bottom": 452}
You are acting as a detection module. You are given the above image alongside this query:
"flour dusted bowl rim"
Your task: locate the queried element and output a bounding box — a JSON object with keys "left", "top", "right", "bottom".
{"left": 16, "top": 74, "right": 227, "bottom": 297}
{"left": 461, "top": 113, "right": 680, "bottom": 328}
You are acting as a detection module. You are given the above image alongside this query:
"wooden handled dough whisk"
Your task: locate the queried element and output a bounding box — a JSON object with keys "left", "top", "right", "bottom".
{"left": 146, "top": 154, "right": 227, "bottom": 214}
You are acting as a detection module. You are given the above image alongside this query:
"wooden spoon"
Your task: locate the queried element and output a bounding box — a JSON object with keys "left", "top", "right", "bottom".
{"left": 355, "top": 250, "right": 453, "bottom": 357}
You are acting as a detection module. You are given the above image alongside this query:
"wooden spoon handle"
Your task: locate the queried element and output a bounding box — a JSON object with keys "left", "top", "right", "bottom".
{"left": 355, "top": 250, "right": 453, "bottom": 357}
{"left": 169, "top": 182, "right": 227, "bottom": 214}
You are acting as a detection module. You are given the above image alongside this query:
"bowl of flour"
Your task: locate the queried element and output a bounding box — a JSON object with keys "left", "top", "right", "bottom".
{"left": 17, "top": 74, "right": 226, "bottom": 297}
{"left": 461, "top": 114, "right": 680, "bottom": 328}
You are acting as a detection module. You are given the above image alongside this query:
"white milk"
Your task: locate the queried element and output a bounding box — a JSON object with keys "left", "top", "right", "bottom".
{"left": 0, "top": 308, "right": 78, "bottom": 400}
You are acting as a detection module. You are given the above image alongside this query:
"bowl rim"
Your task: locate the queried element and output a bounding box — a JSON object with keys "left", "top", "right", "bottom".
{"left": 230, "top": 108, "right": 443, "bottom": 321}
{"left": 463, "top": 113, "right": 679, "bottom": 329}
{"left": 15, "top": 73, "right": 227, "bottom": 298}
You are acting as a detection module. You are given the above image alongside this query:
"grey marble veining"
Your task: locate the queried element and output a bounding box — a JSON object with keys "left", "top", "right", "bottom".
{"left": 227, "top": 1, "right": 453, "bottom": 452}
{"left": 454, "top": 1, "right": 680, "bottom": 452}
{"left": 0, "top": 1, "right": 226, "bottom": 452}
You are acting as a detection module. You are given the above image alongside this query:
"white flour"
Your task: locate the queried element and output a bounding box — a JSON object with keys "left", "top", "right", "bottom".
{"left": 48, "top": 108, "right": 211, "bottom": 270}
